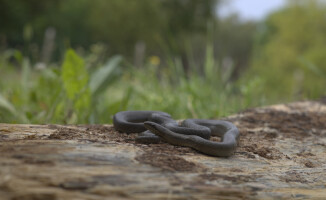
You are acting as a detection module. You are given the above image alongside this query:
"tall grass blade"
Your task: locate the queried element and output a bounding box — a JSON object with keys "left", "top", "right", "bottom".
{"left": 89, "top": 55, "right": 123, "bottom": 97}
{"left": 0, "top": 94, "right": 28, "bottom": 123}
{"left": 298, "top": 57, "right": 325, "bottom": 77}
{"left": 0, "top": 94, "right": 17, "bottom": 116}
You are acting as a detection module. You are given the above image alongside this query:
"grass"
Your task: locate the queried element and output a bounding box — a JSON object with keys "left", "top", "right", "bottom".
{"left": 0, "top": 47, "right": 316, "bottom": 124}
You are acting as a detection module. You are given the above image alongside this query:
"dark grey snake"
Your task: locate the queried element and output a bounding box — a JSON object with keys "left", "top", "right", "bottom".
{"left": 113, "top": 111, "right": 240, "bottom": 157}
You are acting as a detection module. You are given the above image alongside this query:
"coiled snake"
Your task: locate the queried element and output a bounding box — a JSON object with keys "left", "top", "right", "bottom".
{"left": 113, "top": 111, "right": 239, "bottom": 157}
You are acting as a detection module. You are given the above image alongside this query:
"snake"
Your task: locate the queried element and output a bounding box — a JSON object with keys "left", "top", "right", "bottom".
{"left": 113, "top": 111, "right": 239, "bottom": 157}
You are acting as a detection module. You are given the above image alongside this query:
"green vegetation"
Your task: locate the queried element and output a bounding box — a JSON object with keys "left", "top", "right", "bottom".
{"left": 248, "top": 0, "right": 326, "bottom": 101}
{"left": 0, "top": 47, "right": 260, "bottom": 124}
{"left": 0, "top": 0, "right": 325, "bottom": 124}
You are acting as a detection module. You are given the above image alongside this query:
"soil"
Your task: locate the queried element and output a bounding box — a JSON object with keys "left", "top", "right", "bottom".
{"left": 237, "top": 109, "right": 326, "bottom": 139}
{"left": 197, "top": 173, "right": 261, "bottom": 184}
{"left": 135, "top": 152, "right": 200, "bottom": 172}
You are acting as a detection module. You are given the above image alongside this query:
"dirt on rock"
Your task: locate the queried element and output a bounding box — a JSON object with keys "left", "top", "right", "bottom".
{"left": 237, "top": 109, "right": 326, "bottom": 140}
{"left": 242, "top": 144, "right": 283, "bottom": 160}
{"left": 135, "top": 152, "right": 201, "bottom": 172}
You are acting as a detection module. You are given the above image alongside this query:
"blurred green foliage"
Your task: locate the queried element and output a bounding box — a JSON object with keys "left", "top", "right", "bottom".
{"left": 0, "top": 0, "right": 325, "bottom": 124}
{"left": 0, "top": 47, "right": 255, "bottom": 124}
{"left": 0, "top": 0, "right": 219, "bottom": 58}
{"left": 0, "top": 48, "right": 125, "bottom": 123}
{"left": 249, "top": 0, "right": 326, "bottom": 100}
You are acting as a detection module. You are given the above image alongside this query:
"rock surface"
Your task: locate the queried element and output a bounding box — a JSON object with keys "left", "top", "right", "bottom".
{"left": 0, "top": 101, "right": 326, "bottom": 199}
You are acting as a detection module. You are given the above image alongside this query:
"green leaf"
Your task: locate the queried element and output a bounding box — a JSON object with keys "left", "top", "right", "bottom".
{"left": 89, "top": 55, "right": 123, "bottom": 96}
{"left": 61, "top": 49, "right": 89, "bottom": 100}
{"left": 61, "top": 49, "right": 91, "bottom": 114}
{"left": 13, "top": 50, "right": 23, "bottom": 64}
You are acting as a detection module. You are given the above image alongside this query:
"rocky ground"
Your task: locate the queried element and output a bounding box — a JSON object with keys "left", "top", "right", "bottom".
{"left": 0, "top": 101, "right": 325, "bottom": 199}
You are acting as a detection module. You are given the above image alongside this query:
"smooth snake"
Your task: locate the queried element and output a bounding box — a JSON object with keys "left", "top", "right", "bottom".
{"left": 113, "top": 111, "right": 239, "bottom": 157}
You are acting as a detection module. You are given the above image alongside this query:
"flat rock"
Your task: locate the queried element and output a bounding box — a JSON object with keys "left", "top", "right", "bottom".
{"left": 0, "top": 101, "right": 326, "bottom": 199}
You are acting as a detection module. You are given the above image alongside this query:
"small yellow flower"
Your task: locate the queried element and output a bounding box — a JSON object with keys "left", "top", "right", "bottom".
{"left": 149, "top": 56, "right": 160, "bottom": 66}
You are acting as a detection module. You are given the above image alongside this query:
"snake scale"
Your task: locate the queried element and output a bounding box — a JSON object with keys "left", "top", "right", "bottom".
{"left": 113, "top": 111, "right": 239, "bottom": 157}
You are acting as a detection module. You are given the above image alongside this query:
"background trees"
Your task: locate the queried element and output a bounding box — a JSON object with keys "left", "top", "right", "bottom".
{"left": 249, "top": 0, "right": 326, "bottom": 100}
{"left": 0, "top": 0, "right": 219, "bottom": 58}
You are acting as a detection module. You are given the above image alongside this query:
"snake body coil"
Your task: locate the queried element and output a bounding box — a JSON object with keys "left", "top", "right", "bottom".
{"left": 113, "top": 111, "right": 239, "bottom": 157}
